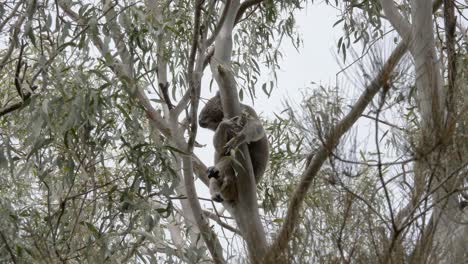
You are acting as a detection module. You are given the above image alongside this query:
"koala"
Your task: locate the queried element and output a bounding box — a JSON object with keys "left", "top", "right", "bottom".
{"left": 199, "top": 93, "right": 269, "bottom": 202}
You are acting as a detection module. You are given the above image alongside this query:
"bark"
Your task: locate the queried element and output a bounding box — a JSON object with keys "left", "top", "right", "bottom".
{"left": 181, "top": 156, "right": 225, "bottom": 263}
{"left": 406, "top": 2, "right": 461, "bottom": 263}
{"left": 209, "top": 1, "right": 268, "bottom": 263}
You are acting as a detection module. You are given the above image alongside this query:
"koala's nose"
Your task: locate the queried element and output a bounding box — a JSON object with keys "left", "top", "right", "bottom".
{"left": 199, "top": 119, "right": 208, "bottom": 128}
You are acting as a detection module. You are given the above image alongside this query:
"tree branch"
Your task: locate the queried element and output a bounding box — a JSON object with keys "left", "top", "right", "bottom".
{"left": 0, "top": 86, "right": 38, "bottom": 118}
{"left": 209, "top": 1, "right": 268, "bottom": 262}
{"left": 264, "top": 41, "right": 410, "bottom": 262}
{"left": 201, "top": 0, "right": 265, "bottom": 71}
{"left": 0, "top": 12, "right": 26, "bottom": 73}
{"left": 185, "top": 0, "right": 226, "bottom": 262}
{"left": 203, "top": 210, "right": 241, "bottom": 235}
{"left": 443, "top": 0, "right": 458, "bottom": 139}
{"left": 0, "top": 231, "right": 17, "bottom": 264}
{"left": 235, "top": 0, "right": 265, "bottom": 24}
{"left": 379, "top": 0, "right": 412, "bottom": 42}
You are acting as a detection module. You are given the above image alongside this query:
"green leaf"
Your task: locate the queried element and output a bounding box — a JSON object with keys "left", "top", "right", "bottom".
{"left": 46, "top": 13, "right": 52, "bottom": 30}
{"left": 164, "top": 145, "right": 187, "bottom": 155}
{"left": 27, "top": 138, "right": 53, "bottom": 160}
{"left": 0, "top": 149, "right": 7, "bottom": 170}
{"left": 82, "top": 221, "right": 100, "bottom": 238}
{"left": 332, "top": 18, "right": 344, "bottom": 27}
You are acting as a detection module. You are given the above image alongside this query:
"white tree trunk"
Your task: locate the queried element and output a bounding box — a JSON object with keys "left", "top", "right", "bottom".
{"left": 209, "top": 1, "right": 268, "bottom": 262}
{"left": 381, "top": 1, "right": 466, "bottom": 262}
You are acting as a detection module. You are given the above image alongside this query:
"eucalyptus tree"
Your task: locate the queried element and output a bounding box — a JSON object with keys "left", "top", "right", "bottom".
{"left": 0, "top": 0, "right": 466, "bottom": 263}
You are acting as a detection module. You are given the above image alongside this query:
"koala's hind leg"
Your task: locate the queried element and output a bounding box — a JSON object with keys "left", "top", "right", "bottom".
{"left": 209, "top": 177, "right": 223, "bottom": 202}
{"left": 208, "top": 158, "right": 237, "bottom": 202}
{"left": 208, "top": 167, "right": 237, "bottom": 202}
{"left": 208, "top": 120, "right": 238, "bottom": 202}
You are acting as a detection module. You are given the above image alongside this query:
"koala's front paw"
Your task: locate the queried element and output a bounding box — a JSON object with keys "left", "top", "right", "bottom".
{"left": 224, "top": 134, "right": 246, "bottom": 155}
{"left": 207, "top": 166, "right": 219, "bottom": 179}
{"left": 211, "top": 193, "right": 224, "bottom": 203}
{"left": 224, "top": 137, "right": 239, "bottom": 155}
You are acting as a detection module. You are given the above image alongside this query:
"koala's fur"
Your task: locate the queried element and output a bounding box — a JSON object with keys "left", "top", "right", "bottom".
{"left": 199, "top": 93, "right": 269, "bottom": 202}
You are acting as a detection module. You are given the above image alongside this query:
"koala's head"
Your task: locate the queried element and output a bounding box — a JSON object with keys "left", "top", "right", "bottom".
{"left": 199, "top": 93, "right": 224, "bottom": 131}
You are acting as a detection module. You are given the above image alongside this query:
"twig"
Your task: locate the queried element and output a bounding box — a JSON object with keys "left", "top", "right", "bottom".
{"left": 203, "top": 210, "right": 242, "bottom": 235}
{"left": 443, "top": 0, "right": 458, "bottom": 139}
{"left": 0, "top": 86, "right": 38, "bottom": 118}
{"left": 235, "top": 0, "right": 265, "bottom": 24}
{"left": 0, "top": 231, "right": 17, "bottom": 264}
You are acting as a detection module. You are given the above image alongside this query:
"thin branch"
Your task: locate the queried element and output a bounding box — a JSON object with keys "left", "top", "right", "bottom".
{"left": 159, "top": 82, "right": 173, "bottom": 110}
{"left": 172, "top": 90, "right": 191, "bottom": 116}
{"left": 0, "top": 1, "right": 23, "bottom": 32}
{"left": 185, "top": 0, "right": 226, "bottom": 262}
{"left": 443, "top": 0, "right": 457, "bottom": 138}
{"left": 14, "top": 42, "right": 26, "bottom": 99}
{"left": 361, "top": 114, "right": 404, "bottom": 131}
{"left": 374, "top": 85, "right": 397, "bottom": 234}
{"left": 202, "top": 45, "right": 215, "bottom": 71}
{"left": 401, "top": 160, "right": 468, "bottom": 229}
{"left": 205, "top": 0, "right": 232, "bottom": 47}
{"left": 0, "top": 231, "right": 17, "bottom": 264}
{"left": 235, "top": 0, "right": 264, "bottom": 24}
{"left": 0, "top": 86, "right": 38, "bottom": 118}
{"left": 203, "top": 210, "right": 242, "bottom": 235}
{"left": 0, "top": 13, "right": 26, "bottom": 73}
{"left": 330, "top": 151, "right": 414, "bottom": 167}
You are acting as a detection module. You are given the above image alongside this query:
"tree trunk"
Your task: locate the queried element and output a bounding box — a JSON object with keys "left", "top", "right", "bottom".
{"left": 381, "top": 1, "right": 466, "bottom": 262}
{"left": 210, "top": 1, "right": 268, "bottom": 262}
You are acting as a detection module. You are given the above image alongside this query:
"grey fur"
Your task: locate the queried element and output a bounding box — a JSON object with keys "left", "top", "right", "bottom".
{"left": 199, "top": 93, "right": 269, "bottom": 202}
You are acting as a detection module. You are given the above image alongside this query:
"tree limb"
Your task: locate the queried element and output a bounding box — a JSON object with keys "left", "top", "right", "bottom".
{"left": 379, "top": 0, "right": 412, "bottom": 43}
{"left": 264, "top": 41, "right": 409, "bottom": 263}
{"left": 235, "top": 0, "right": 265, "bottom": 24}
{"left": 443, "top": 0, "right": 458, "bottom": 139}
{"left": 209, "top": 1, "right": 268, "bottom": 262}
{"left": 184, "top": 0, "right": 226, "bottom": 262}
{"left": 203, "top": 210, "right": 241, "bottom": 235}
{"left": 0, "top": 12, "right": 26, "bottom": 73}
{"left": 0, "top": 1, "right": 23, "bottom": 32}
{"left": 0, "top": 86, "right": 37, "bottom": 118}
